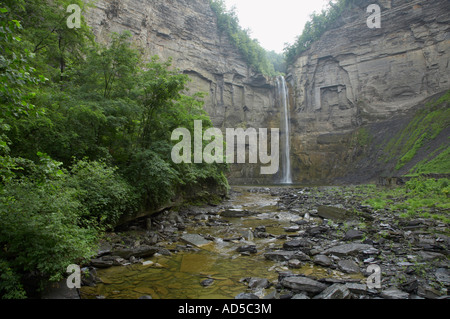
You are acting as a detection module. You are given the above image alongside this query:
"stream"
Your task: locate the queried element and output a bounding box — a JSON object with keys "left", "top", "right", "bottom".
{"left": 80, "top": 186, "right": 365, "bottom": 299}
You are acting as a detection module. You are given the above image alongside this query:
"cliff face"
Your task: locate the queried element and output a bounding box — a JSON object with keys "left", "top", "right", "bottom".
{"left": 286, "top": 0, "right": 450, "bottom": 183}
{"left": 84, "top": 0, "right": 449, "bottom": 185}
{"left": 84, "top": 0, "right": 278, "bottom": 183}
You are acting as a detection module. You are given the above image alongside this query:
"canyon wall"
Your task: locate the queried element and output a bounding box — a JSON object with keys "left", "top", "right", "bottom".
{"left": 286, "top": 0, "right": 450, "bottom": 183}
{"left": 84, "top": 0, "right": 450, "bottom": 185}
{"left": 83, "top": 0, "right": 279, "bottom": 184}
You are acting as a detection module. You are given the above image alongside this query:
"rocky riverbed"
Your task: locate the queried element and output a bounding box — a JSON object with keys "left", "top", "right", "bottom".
{"left": 79, "top": 185, "right": 449, "bottom": 300}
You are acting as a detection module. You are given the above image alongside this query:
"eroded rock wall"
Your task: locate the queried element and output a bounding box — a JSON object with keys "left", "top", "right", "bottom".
{"left": 83, "top": 0, "right": 279, "bottom": 183}
{"left": 287, "top": 0, "right": 450, "bottom": 183}
{"left": 84, "top": 0, "right": 449, "bottom": 185}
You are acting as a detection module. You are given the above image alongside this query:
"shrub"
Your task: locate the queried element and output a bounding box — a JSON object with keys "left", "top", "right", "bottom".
{"left": 0, "top": 174, "right": 97, "bottom": 298}
{"left": 284, "top": 0, "right": 368, "bottom": 64}
{"left": 126, "top": 149, "right": 181, "bottom": 210}
{"left": 209, "top": 0, "right": 277, "bottom": 76}
{"left": 68, "top": 159, "right": 139, "bottom": 229}
{"left": 0, "top": 260, "right": 26, "bottom": 299}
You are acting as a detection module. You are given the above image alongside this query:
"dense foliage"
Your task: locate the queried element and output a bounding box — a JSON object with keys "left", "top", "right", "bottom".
{"left": 284, "top": 0, "right": 367, "bottom": 64}
{"left": 363, "top": 178, "right": 450, "bottom": 223}
{"left": 209, "top": 0, "right": 284, "bottom": 76}
{"left": 0, "top": 0, "right": 228, "bottom": 298}
{"left": 383, "top": 90, "right": 450, "bottom": 173}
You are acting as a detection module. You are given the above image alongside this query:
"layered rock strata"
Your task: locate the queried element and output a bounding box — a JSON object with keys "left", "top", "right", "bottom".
{"left": 83, "top": 0, "right": 278, "bottom": 183}
{"left": 287, "top": 0, "right": 450, "bottom": 183}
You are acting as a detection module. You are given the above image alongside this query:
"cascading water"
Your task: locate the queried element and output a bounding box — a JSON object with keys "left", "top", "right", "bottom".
{"left": 277, "top": 76, "right": 292, "bottom": 184}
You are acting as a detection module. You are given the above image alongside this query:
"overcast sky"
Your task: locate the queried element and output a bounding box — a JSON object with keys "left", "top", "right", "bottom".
{"left": 223, "top": 0, "right": 330, "bottom": 53}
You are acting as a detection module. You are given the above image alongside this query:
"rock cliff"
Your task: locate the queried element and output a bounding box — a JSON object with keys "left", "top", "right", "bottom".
{"left": 84, "top": 0, "right": 279, "bottom": 183}
{"left": 84, "top": 0, "right": 449, "bottom": 185}
{"left": 286, "top": 0, "right": 449, "bottom": 183}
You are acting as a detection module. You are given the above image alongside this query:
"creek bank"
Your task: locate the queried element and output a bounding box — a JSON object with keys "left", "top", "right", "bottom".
{"left": 80, "top": 186, "right": 449, "bottom": 299}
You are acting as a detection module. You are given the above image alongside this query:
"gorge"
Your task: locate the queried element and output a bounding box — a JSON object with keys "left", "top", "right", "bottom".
{"left": 0, "top": 0, "right": 448, "bottom": 302}
{"left": 72, "top": 0, "right": 449, "bottom": 301}
{"left": 84, "top": 0, "right": 450, "bottom": 185}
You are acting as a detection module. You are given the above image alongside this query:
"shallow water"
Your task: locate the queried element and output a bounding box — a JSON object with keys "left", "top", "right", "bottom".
{"left": 80, "top": 187, "right": 363, "bottom": 299}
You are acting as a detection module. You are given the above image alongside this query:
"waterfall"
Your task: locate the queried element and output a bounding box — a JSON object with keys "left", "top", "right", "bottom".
{"left": 277, "top": 76, "right": 292, "bottom": 184}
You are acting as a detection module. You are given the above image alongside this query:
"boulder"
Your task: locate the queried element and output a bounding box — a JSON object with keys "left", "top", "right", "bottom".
{"left": 281, "top": 276, "right": 328, "bottom": 294}
{"left": 435, "top": 268, "right": 450, "bottom": 286}
{"left": 221, "top": 209, "right": 258, "bottom": 218}
{"left": 318, "top": 206, "right": 350, "bottom": 221}
{"left": 111, "top": 245, "right": 158, "bottom": 259}
{"left": 313, "top": 255, "right": 332, "bottom": 267}
{"left": 291, "top": 293, "right": 310, "bottom": 299}
{"left": 380, "top": 287, "right": 410, "bottom": 299}
{"left": 288, "top": 259, "right": 302, "bottom": 269}
{"left": 345, "top": 283, "right": 367, "bottom": 295}
{"left": 90, "top": 258, "right": 113, "bottom": 269}
{"left": 323, "top": 243, "right": 375, "bottom": 257}
{"left": 180, "top": 234, "right": 211, "bottom": 248}
{"left": 201, "top": 279, "right": 214, "bottom": 287}
{"left": 338, "top": 259, "right": 361, "bottom": 274}
{"left": 313, "top": 283, "right": 352, "bottom": 299}
{"left": 283, "top": 239, "right": 312, "bottom": 251}
{"left": 237, "top": 245, "right": 257, "bottom": 254}
{"left": 247, "top": 277, "right": 270, "bottom": 289}
{"left": 306, "top": 226, "right": 329, "bottom": 236}
{"left": 344, "top": 229, "right": 365, "bottom": 240}
{"left": 235, "top": 293, "right": 259, "bottom": 299}
{"left": 264, "top": 250, "right": 296, "bottom": 262}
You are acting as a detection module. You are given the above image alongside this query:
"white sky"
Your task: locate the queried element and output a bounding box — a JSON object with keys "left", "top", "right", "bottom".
{"left": 223, "top": 0, "right": 330, "bottom": 53}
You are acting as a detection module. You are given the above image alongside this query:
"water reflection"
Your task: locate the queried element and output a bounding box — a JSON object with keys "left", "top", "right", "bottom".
{"left": 80, "top": 187, "right": 363, "bottom": 299}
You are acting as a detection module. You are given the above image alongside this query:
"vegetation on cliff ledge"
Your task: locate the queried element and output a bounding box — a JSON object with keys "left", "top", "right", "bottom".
{"left": 383, "top": 90, "right": 450, "bottom": 174}
{"left": 0, "top": 0, "right": 228, "bottom": 298}
{"left": 284, "top": 0, "right": 368, "bottom": 64}
{"left": 210, "top": 0, "right": 284, "bottom": 76}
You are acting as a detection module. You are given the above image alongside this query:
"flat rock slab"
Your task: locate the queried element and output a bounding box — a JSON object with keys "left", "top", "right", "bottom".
{"left": 344, "top": 229, "right": 364, "bottom": 240}
{"left": 90, "top": 258, "right": 114, "bottom": 269}
{"left": 380, "top": 287, "right": 410, "bottom": 299}
{"left": 237, "top": 245, "right": 257, "bottom": 254}
{"left": 283, "top": 239, "right": 313, "bottom": 250}
{"left": 111, "top": 245, "right": 158, "bottom": 259}
{"left": 337, "top": 259, "right": 361, "bottom": 274}
{"left": 180, "top": 234, "right": 211, "bottom": 247}
{"left": 313, "top": 254, "right": 332, "bottom": 267}
{"left": 281, "top": 276, "right": 328, "bottom": 294}
{"left": 323, "top": 243, "right": 375, "bottom": 257}
{"left": 435, "top": 268, "right": 450, "bottom": 286}
{"left": 318, "top": 206, "right": 351, "bottom": 221}
{"left": 313, "top": 283, "right": 351, "bottom": 299}
{"left": 221, "top": 208, "right": 258, "bottom": 218}
{"left": 264, "top": 250, "right": 296, "bottom": 262}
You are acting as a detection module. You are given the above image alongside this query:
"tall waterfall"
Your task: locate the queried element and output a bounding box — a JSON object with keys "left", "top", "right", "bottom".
{"left": 277, "top": 76, "right": 292, "bottom": 184}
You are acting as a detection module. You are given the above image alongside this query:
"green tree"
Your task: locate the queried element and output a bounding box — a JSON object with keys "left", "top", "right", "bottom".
{"left": 210, "top": 0, "right": 276, "bottom": 76}
{"left": 136, "top": 56, "right": 189, "bottom": 148}
{"left": 9, "top": 0, "right": 94, "bottom": 83}
{"left": 74, "top": 32, "right": 140, "bottom": 99}
{"left": 284, "top": 0, "right": 367, "bottom": 64}
{"left": 0, "top": 0, "right": 230, "bottom": 299}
